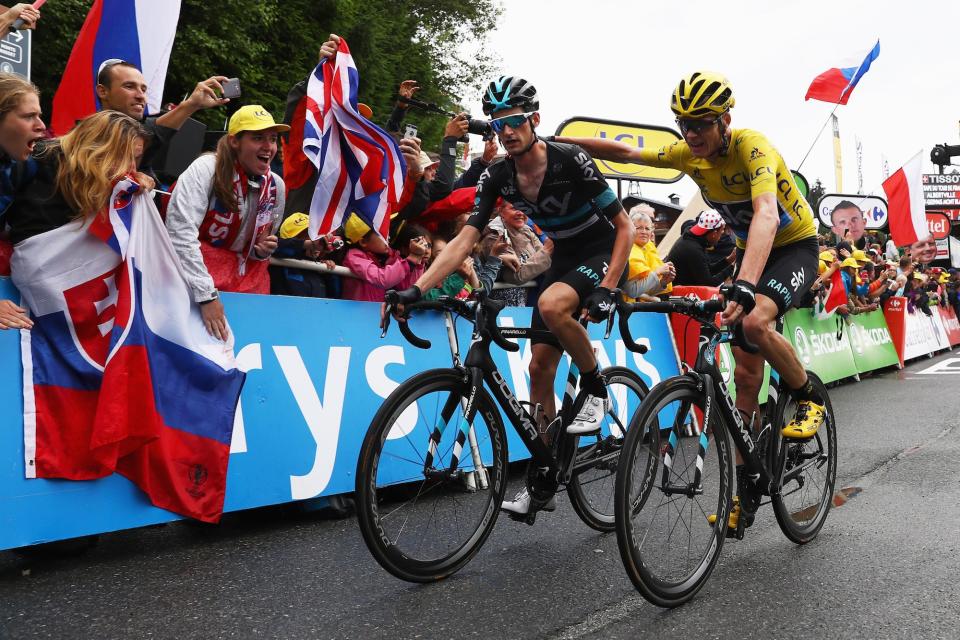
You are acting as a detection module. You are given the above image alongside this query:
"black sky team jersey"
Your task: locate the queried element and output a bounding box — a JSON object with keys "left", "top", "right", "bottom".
{"left": 466, "top": 141, "right": 623, "bottom": 244}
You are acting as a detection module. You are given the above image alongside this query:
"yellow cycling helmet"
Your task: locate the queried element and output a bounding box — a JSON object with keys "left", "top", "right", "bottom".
{"left": 671, "top": 71, "right": 735, "bottom": 119}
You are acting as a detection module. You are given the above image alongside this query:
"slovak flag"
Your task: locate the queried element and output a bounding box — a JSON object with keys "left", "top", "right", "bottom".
{"left": 50, "top": 0, "right": 183, "bottom": 135}
{"left": 302, "top": 38, "right": 406, "bottom": 241}
{"left": 882, "top": 151, "right": 928, "bottom": 247}
{"left": 805, "top": 40, "right": 880, "bottom": 105}
{"left": 11, "top": 178, "right": 245, "bottom": 522}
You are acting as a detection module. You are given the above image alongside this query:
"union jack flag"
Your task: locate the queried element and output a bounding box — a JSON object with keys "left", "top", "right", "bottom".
{"left": 303, "top": 38, "right": 406, "bottom": 241}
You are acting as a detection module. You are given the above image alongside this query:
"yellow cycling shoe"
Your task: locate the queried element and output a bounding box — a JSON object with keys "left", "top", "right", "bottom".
{"left": 782, "top": 400, "right": 825, "bottom": 439}
{"left": 707, "top": 496, "right": 741, "bottom": 530}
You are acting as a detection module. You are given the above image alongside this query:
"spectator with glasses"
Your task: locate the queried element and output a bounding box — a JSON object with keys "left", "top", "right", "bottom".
{"left": 624, "top": 204, "right": 674, "bottom": 300}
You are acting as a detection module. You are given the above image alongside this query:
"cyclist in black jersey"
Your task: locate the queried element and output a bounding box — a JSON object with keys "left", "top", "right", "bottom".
{"left": 384, "top": 76, "right": 634, "bottom": 516}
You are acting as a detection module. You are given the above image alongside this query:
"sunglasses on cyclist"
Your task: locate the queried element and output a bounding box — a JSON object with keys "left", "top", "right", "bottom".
{"left": 489, "top": 112, "right": 536, "bottom": 133}
{"left": 676, "top": 117, "right": 721, "bottom": 135}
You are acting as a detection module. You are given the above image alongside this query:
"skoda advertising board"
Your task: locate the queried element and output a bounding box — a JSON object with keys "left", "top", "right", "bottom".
{"left": 555, "top": 117, "right": 683, "bottom": 183}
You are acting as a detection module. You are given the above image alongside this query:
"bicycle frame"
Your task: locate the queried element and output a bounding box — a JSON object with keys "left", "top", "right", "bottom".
{"left": 422, "top": 323, "right": 582, "bottom": 488}
{"left": 683, "top": 323, "right": 776, "bottom": 494}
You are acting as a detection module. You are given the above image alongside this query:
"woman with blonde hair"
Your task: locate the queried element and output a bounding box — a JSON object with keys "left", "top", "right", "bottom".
{"left": 0, "top": 72, "right": 47, "bottom": 329}
{"left": 5, "top": 110, "right": 152, "bottom": 243}
{"left": 165, "top": 105, "right": 287, "bottom": 340}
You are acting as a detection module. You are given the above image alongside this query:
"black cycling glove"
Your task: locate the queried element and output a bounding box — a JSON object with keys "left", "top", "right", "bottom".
{"left": 725, "top": 280, "right": 757, "bottom": 315}
{"left": 385, "top": 285, "right": 422, "bottom": 306}
{"left": 583, "top": 286, "right": 614, "bottom": 321}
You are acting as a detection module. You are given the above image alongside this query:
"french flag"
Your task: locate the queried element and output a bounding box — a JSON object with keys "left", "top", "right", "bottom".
{"left": 882, "top": 151, "right": 928, "bottom": 248}
{"left": 302, "top": 38, "right": 406, "bottom": 241}
{"left": 805, "top": 40, "right": 880, "bottom": 106}
{"left": 50, "top": 0, "right": 182, "bottom": 135}
{"left": 12, "top": 178, "right": 245, "bottom": 522}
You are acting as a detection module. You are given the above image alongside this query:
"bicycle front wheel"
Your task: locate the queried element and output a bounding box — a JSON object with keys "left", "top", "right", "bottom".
{"left": 568, "top": 366, "right": 649, "bottom": 532}
{"left": 615, "top": 376, "right": 732, "bottom": 608}
{"left": 770, "top": 371, "right": 837, "bottom": 544}
{"left": 355, "top": 369, "right": 508, "bottom": 582}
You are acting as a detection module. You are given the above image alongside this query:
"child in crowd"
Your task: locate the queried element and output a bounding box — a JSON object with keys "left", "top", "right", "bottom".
{"left": 269, "top": 212, "right": 345, "bottom": 298}
{"left": 341, "top": 214, "right": 428, "bottom": 302}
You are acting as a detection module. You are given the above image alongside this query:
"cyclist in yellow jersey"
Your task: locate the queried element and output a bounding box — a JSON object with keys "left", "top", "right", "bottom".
{"left": 557, "top": 71, "right": 825, "bottom": 533}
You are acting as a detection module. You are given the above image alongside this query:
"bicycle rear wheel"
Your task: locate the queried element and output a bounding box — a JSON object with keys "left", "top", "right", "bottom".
{"left": 615, "top": 376, "right": 732, "bottom": 608}
{"left": 568, "top": 366, "right": 648, "bottom": 532}
{"left": 355, "top": 369, "right": 508, "bottom": 582}
{"left": 770, "top": 371, "right": 837, "bottom": 544}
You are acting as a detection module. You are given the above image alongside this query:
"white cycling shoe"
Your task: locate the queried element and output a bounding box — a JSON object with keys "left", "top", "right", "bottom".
{"left": 566, "top": 394, "right": 610, "bottom": 435}
{"left": 500, "top": 487, "right": 556, "bottom": 515}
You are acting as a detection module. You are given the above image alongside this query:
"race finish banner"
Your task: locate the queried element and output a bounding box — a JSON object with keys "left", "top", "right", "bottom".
{"left": 555, "top": 117, "right": 683, "bottom": 183}
{"left": 783, "top": 309, "right": 859, "bottom": 383}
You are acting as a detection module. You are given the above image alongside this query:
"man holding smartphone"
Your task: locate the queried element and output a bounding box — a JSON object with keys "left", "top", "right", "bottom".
{"left": 95, "top": 59, "right": 231, "bottom": 179}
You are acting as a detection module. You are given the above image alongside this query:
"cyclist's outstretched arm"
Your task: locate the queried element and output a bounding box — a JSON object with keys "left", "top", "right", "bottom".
{"left": 413, "top": 225, "right": 481, "bottom": 294}
{"left": 553, "top": 136, "right": 639, "bottom": 163}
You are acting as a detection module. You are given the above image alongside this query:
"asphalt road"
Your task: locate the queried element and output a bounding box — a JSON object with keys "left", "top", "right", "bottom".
{"left": 2, "top": 348, "right": 960, "bottom": 640}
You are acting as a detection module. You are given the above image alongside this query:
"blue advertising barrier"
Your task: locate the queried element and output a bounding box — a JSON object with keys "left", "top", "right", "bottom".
{"left": 0, "top": 277, "right": 680, "bottom": 550}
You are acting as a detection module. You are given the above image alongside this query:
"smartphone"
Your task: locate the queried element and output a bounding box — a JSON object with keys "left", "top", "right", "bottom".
{"left": 403, "top": 124, "right": 418, "bottom": 140}
{"left": 222, "top": 78, "right": 241, "bottom": 100}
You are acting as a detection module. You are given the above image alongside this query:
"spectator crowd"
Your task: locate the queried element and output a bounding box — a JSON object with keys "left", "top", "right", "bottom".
{"left": 0, "top": 15, "right": 957, "bottom": 338}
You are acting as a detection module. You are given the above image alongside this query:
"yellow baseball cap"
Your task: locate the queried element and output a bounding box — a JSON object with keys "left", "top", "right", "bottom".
{"left": 343, "top": 213, "right": 372, "bottom": 244}
{"left": 851, "top": 249, "right": 870, "bottom": 264}
{"left": 818, "top": 250, "right": 835, "bottom": 262}
{"left": 228, "top": 105, "right": 291, "bottom": 136}
{"left": 840, "top": 257, "right": 859, "bottom": 269}
{"left": 279, "top": 213, "right": 309, "bottom": 239}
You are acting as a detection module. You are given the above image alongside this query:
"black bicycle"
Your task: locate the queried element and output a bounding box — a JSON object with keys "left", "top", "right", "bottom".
{"left": 609, "top": 290, "right": 837, "bottom": 607}
{"left": 355, "top": 290, "right": 649, "bottom": 582}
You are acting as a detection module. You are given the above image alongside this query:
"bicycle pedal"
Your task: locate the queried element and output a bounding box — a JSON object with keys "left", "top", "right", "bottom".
{"left": 506, "top": 511, "right": 538, "bottom": 526}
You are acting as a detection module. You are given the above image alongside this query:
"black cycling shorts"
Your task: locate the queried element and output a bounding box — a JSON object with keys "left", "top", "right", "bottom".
{"left": 734, "top": 237, "right": 819, "bottom": 317}
{"left": 530, "top": 237, "right": 619, "bottom": 347}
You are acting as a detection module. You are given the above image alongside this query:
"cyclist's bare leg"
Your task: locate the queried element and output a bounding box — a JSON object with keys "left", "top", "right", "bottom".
{"left": 740, "top": 294, "right": 806, "bottom": 389}
{"left": 537, "top": 282, "right": 597, "bottom": 372}
{"left": 529, "top": 342, "right": 562, "bottom": 440}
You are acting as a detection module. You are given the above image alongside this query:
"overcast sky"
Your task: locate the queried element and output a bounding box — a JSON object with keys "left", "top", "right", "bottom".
{"left": 465, "top": 0, "right": 959, "bottom": 205}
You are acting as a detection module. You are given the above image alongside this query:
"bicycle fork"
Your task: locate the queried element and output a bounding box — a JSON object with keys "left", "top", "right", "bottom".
{"left": 422, "top": 368, "right": 489, "bottom": 489}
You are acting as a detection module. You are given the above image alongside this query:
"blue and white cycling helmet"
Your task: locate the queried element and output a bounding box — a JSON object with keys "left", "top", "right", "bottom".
{"left": 481, "top": 76, "right": 539, "bottom": 116}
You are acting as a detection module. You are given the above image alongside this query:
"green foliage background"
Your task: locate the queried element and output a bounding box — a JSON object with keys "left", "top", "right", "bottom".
{"left": 31, "top": 0, "right": 502, "bottom": 151}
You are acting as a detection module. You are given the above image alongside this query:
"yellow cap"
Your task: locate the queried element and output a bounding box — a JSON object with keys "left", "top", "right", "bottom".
{"left": 818, "top": 250, "right": 835, "bottom": 262}
{"left": 939, "top": 274, "right": 950, "bottom": 283}
{"left": 840, "top": 257, "right": 859, "bottom": 269}
{"left": 851, "top": 249, "right": 870, "bottom": 264}
{"left": 279, "top": 213, "right": 309, "bottom": 239}
{"left": 344, "top": 213, "right": 372, "bottom": 244}
{"left": 228, "top": 105, "right": 291, "bottom": 136}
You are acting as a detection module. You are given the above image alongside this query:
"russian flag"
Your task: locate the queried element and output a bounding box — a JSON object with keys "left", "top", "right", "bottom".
{"left": 50, "top": 0, "right": 182, "bottom": 135}
{"left": 882, "top": 151, "right": 928, "bottom": 248}
{"left": 11, "top": 178, "right": 245, "bottom": 522}
{"left": 805, "top": 40, "right": 880, "bottom": 106}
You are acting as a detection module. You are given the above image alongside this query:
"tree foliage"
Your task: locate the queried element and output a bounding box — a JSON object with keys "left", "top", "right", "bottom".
{"left": 31, "top": 0, "right": 502, "bottom": 151}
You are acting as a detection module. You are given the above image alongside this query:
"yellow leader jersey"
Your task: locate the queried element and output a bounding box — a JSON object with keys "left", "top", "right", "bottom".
{"left": 639, "top": 129, "right": 817, "bottom": 249}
